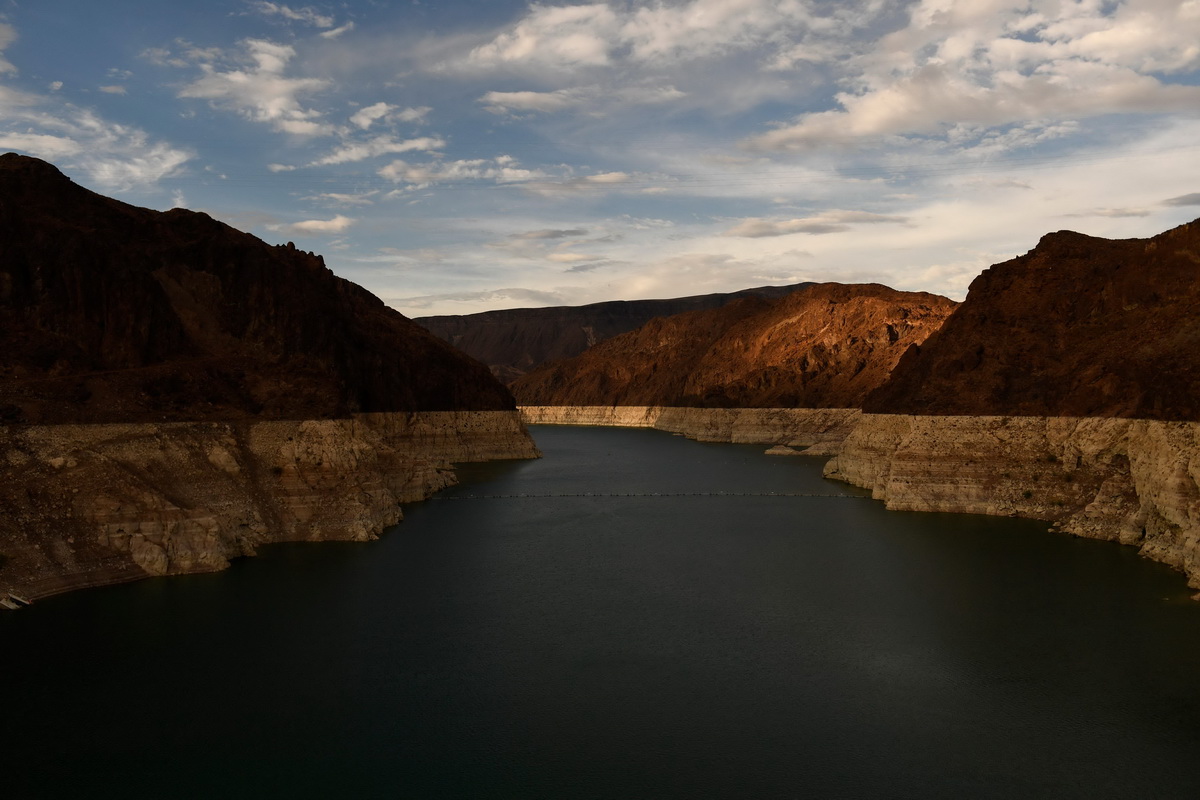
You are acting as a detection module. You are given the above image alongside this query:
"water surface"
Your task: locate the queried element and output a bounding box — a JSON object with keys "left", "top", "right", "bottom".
{"left": 3, "top": 425, "right": 1199, "bottom": 798}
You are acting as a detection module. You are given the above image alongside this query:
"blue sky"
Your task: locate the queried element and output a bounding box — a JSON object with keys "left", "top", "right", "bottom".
{"left": 2, "top": 0, "right": 1199, "bottom": 316}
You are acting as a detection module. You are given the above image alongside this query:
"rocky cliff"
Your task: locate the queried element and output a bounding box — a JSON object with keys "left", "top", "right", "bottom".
{"left": 512, "top": 283, "right": 957, "bottom": 407}
{"left": 824, "top": 415, "right": 1200, "bottom": 593}
{"left": 0, "top": 412, "right": 539, "bottom": 603}
{"left": 0, "top": 152, "right": 513, "bottom": 424}
{"left": 830, "top": 219, "right": 1200, "bottom": 596}
{"left": 414, "top": 283, "right": 811, "bottom": 382}
{"left": 0, "top": 154, "right": 538, "bottom": 606}
{"left": 864, "top": 220, "right": 1200, "bottom": 420}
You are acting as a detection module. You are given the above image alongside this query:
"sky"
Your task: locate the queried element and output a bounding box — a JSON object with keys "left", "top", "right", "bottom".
{"left": 2, "top": 0, "right": 1199, "bottom": 317}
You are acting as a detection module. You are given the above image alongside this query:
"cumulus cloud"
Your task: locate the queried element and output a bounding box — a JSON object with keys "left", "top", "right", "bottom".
{"left": 178, "top": 39, "right": 333, "bottom": 135}
{"left": 349, "top": 102, "right": 429, "bottom": 129}
{"left": 723, "top": 210, "right": 908, "bottom": 238}
{"left": 268, "top": 214, "right": 356, "bottom": 236}
{"left": 310, "top": 135, "right": 445, "bottom": 166}
{"left": 0, "top": 82, "right": 191, "bottom": 189}
{"left": 248, "top": 2, "right": 335, "bottom": 29}
{"left": 378, "top": 155, "right": 547, "bottom": 188}
{"left": 744, "top": 0, "right": 1200, "bottom": 152}
{"left": 456, "top": 0, "right": 835, "bottom": 74}
{"left": 98, "top": 85, "right": 127, "bottom": 95}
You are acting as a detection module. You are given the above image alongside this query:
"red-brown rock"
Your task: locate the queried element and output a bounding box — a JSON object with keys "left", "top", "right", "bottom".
{"left": 864, "top": 220, "right": 1200, "bottom": 420}
{"left": 511, "top": 283, "right": 957, "bottom": 407}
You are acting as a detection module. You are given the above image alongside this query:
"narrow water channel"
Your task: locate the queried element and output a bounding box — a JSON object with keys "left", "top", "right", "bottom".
{"left": 3, "top": 425, "right": 1199, "bottom": 798}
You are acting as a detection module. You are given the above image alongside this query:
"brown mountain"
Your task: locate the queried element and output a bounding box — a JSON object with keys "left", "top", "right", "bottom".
{"left": 511, "top": 283, "right": 957, "bottom": 408}
{"left": 0, "top": 153, "right": 513, "bottom": 424}
{"left": 864, "top": 219, "right": 1200, "bottom": 420}
{"left": 415, "top": 283, "right": 812, "bottom": 382}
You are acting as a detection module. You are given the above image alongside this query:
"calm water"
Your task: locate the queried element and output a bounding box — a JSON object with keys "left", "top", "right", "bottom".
{"left": 3, "top": 425, "right": 1200, "bottom": 799}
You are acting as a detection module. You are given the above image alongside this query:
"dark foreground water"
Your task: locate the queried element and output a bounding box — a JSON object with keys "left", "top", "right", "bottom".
{"left": 3, "top": 426, "right": 1200, "bottom": 799}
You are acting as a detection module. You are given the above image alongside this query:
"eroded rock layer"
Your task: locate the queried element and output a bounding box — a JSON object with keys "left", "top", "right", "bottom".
{"left": 512, "top": 284, "right": 957, "bottom": 408}
{"left": 520, "top": 405, "right": 861, "bottom": 451}
{"left": 0, "top": 411, "right": 539, "bottom": 602}
{"left": 824, "top": 414, "right": 1200, "bottom": 592}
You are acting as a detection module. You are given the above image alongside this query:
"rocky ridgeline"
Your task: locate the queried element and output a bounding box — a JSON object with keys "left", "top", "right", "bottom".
{"left": 0, "top": 154, "right": 538, "bottom": 605}
{"left": 415, "top": 283, "right": 811, "bottom": 383}
{"left": 512, "top": 283, "right": 958, "bottom": 408}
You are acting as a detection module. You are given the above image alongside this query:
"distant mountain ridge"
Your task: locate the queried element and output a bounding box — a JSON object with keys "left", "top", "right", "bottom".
{"left": 414, "top": 283, "right": 813, "bottom": 382}
{"left": 0, "top": 152, "right": 514, "bottom": 423}
{"left": 511, "top": 283, "right": 957, "bottom": 408}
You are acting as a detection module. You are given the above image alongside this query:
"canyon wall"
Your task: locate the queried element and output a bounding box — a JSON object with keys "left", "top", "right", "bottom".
{"left": 520, "top": 405, "right": 860, "bottom": 450}
{"left": 823, "top": 414, "right": 1200, "bottom": 593}
{"left": 0, "top": 411, "right": 539, "bottom": 605}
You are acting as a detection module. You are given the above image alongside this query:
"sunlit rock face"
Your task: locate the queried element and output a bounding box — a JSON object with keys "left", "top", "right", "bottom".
{"left": 511, "top": 283, "right": 957, "bottom": 408}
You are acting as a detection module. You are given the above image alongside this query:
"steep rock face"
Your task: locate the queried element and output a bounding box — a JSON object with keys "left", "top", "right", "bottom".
{"left": 414, "top": 283, "right": 811, "bottom": 382}
{"left": 512, "top": 283, "right": 957, "bottom": 407}
{"left": 824, "top": 414, "right": 1200, "bottom": 593}
{"left": 865, "top": 220, "right": 1200, "bottom": 420}
{"left": 0, "top": 412, "right": 540, "bottom": 602}
{"left": 0, "top": 153, "right": 513, "bottom": 423}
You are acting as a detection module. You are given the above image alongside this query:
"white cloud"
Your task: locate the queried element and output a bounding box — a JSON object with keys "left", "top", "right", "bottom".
{"left": 745, "top": 0, "right": 1200, "bottom": 152}
{"left": 98, "top": 85, "right": 127, "bottom": 95}
{"left": 378, "top": 155, "right": 548, "bottom": 188}
{"left": 723, "top": 210, "right": 909, "bottom": 237}
{"left": 248, "top": 2, "right": 335, "bottom": 29}
{"left": 320, "top": 22, "right": 355, "bottom": 40}
{"left": 480, "top": 84, "right": 685, "bottom": 115}
{"left": 178, "top": 39, "right": 333, "bottom": 136}
{"left": 310, "top": 135, "right": 445, "bottom": 166}
{"left": 268, "top": 214, "right": 356, "bottom": 236}
{"left": 348, "top": 102, "right": 429, "bottom": 129}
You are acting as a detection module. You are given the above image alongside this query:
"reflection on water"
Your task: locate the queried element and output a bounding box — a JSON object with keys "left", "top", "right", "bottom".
{"left": 2, "top": 425, "right": 1199, "bottom": 799}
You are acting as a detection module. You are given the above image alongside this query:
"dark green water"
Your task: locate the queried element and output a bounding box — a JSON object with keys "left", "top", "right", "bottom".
{"left": 3, "top": 425, "right": 1200, "bottom": 799}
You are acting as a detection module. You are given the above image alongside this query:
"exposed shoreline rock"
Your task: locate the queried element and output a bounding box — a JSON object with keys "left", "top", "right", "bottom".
{"left": 824, "top": 413, "right": 1200, "bottom": 594}
{"left": 0, "top": 411, "right": 539, "bottom": 605}
{"left": 520, "top": 405, "right": 862, "bottom": 450}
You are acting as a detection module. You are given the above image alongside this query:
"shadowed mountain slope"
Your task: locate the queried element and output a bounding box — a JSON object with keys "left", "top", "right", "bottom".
{"left": 864, "top": 219, "right": 1200, "bottom": 420}
{"left": 0, "top": 153, "right": 514, "bottom": 423}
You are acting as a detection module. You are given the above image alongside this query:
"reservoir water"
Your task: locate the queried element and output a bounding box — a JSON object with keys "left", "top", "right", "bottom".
{"left": 3, "top": 425, "right": 1200, "bottom": 798}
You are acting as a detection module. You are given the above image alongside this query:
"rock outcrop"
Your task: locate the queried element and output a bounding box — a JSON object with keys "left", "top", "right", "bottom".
{"left": 831, "top": 219, "right": 1200, "bottom": 595}
{"left": 512, "top": 283, "right": 957, "bottom": 407}
{"left": 824, "top": 414, "right": 1200, "bottom": 592}
{"left": 415, "top": 283, "right": 811, "bottom": 382}
{"left": 0, "top": 412, "right": 539, "bottom": 601}
{"left": 0, "top": 152, "right": 512, "bottom": 424}
{"left": 865, "top": 220, "right": 1200, "bottom": 420}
